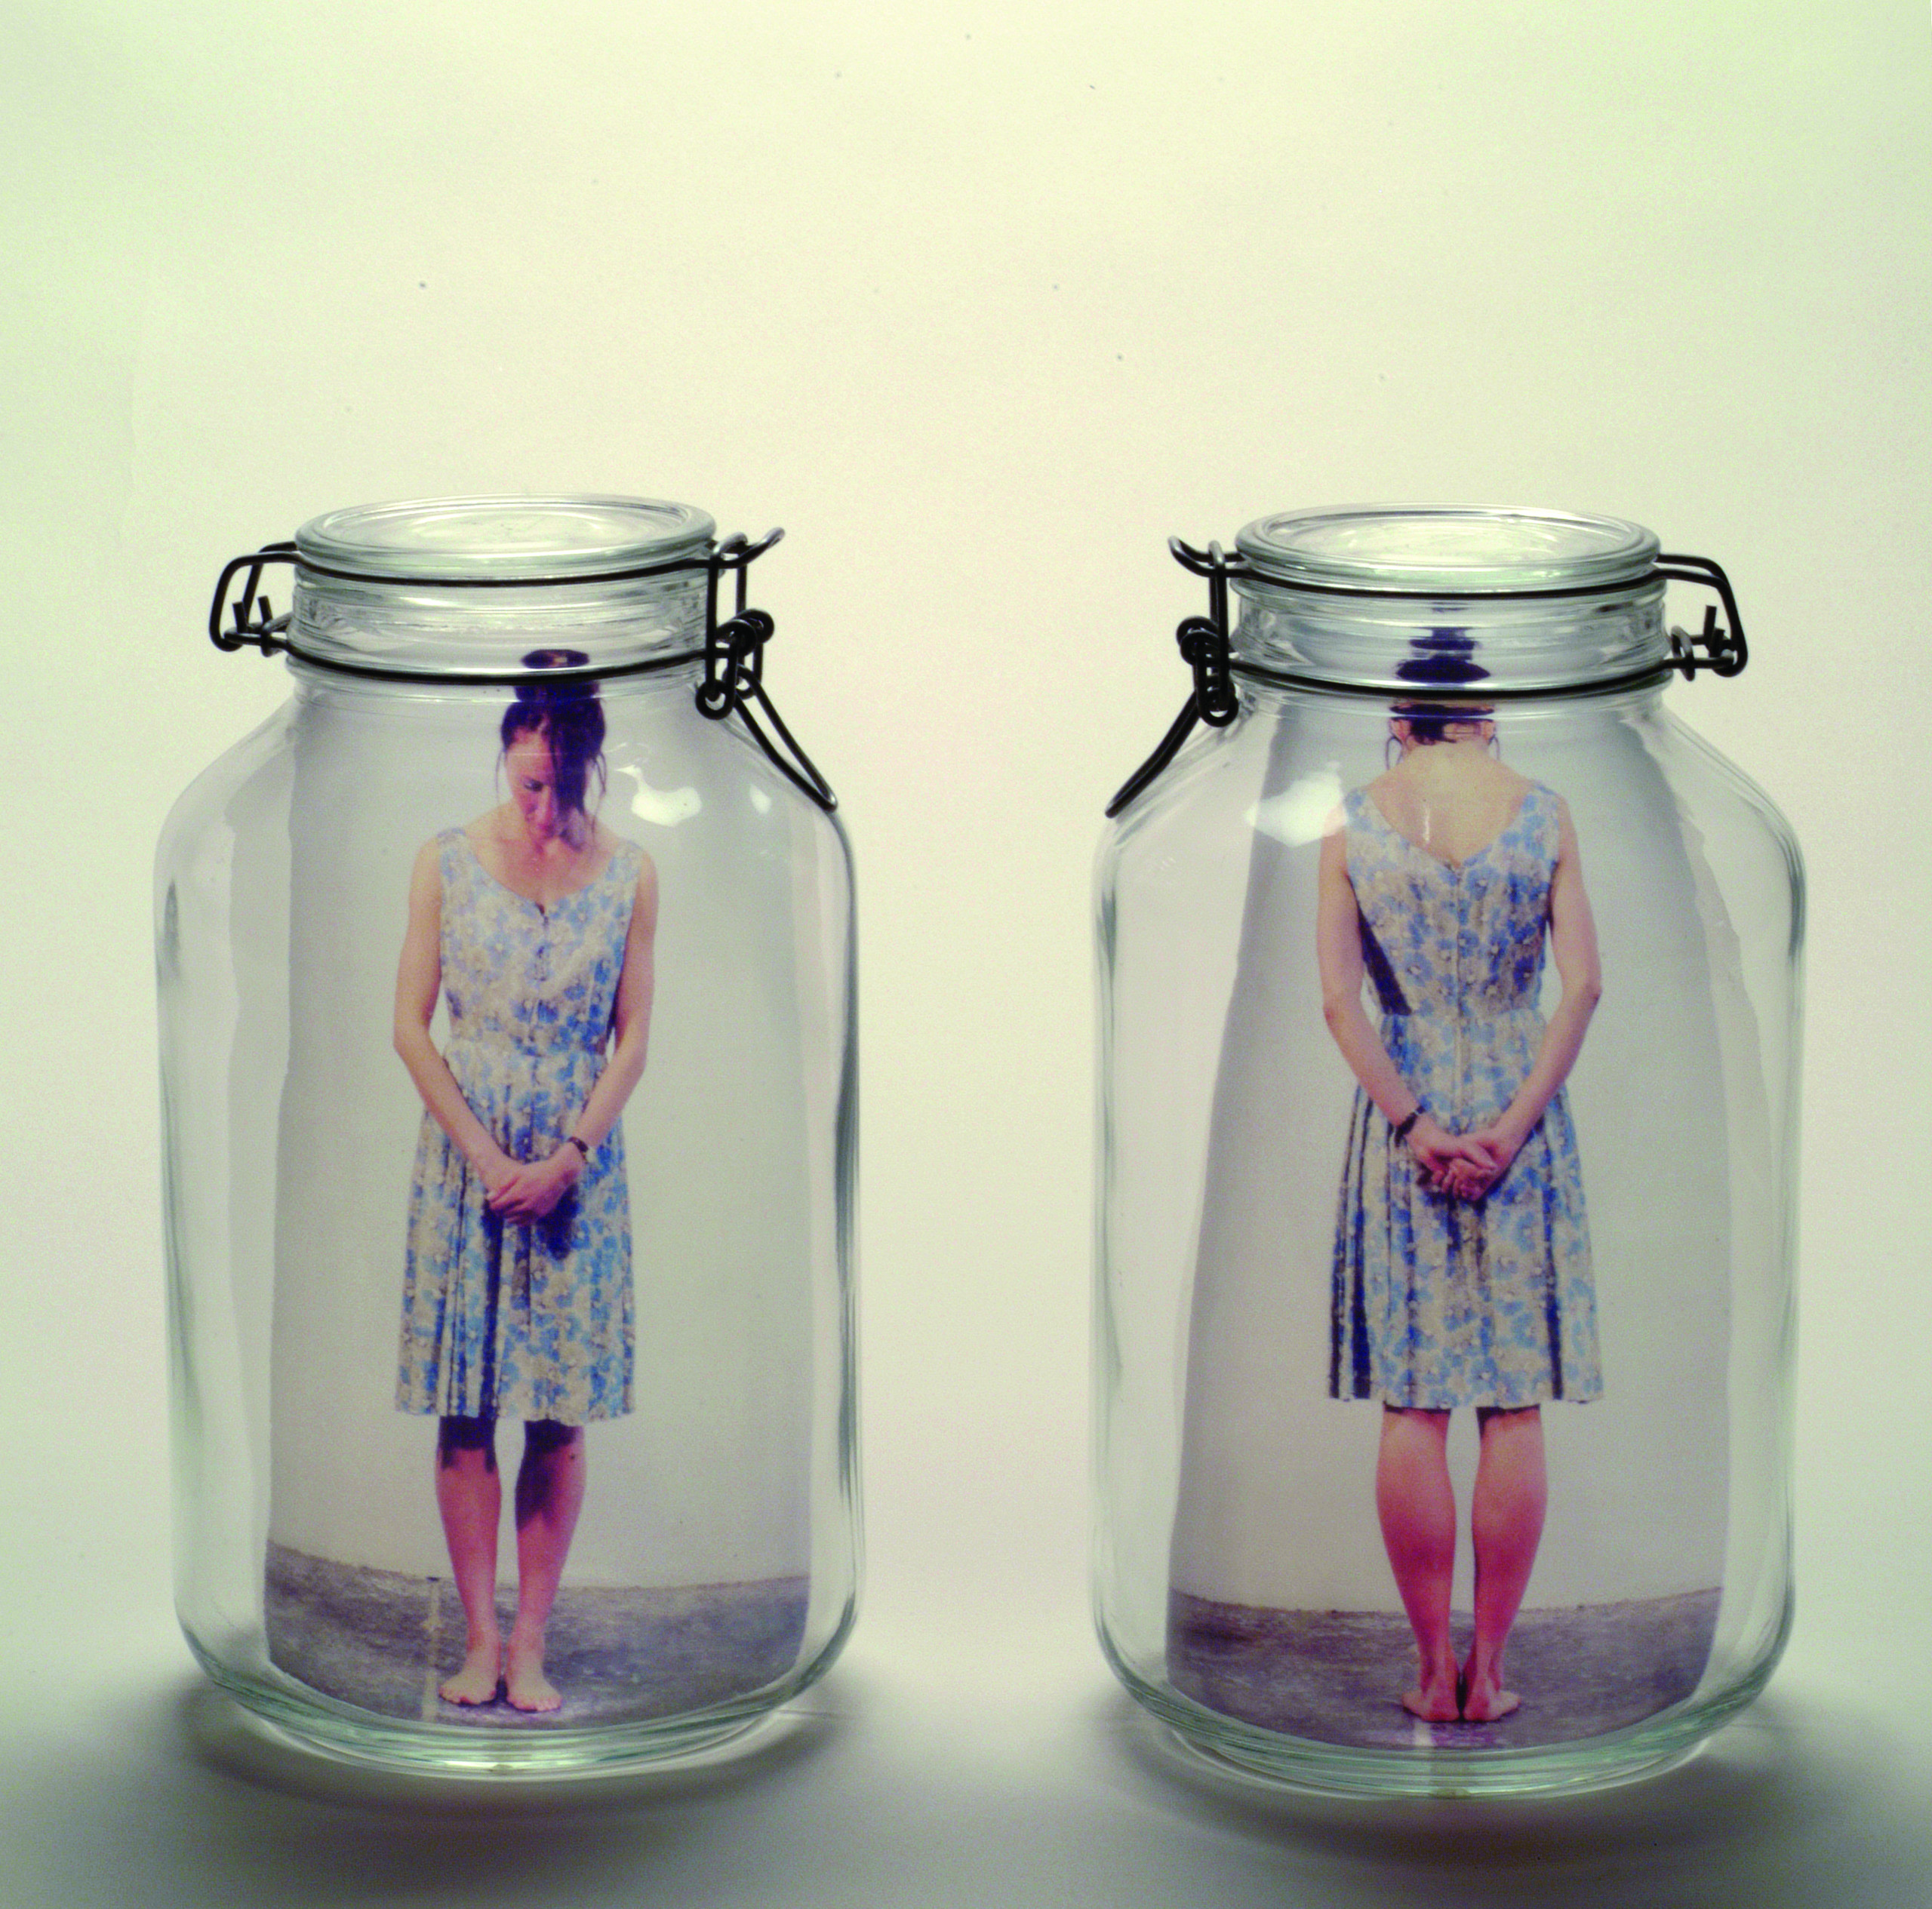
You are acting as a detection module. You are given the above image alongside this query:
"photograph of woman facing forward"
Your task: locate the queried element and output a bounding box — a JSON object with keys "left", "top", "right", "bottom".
{"left": 1318, "top": 640, "right": 1603, "bottom": 1726}
{"left": 392, "top": 650, "right": 657, "bottom": 1713}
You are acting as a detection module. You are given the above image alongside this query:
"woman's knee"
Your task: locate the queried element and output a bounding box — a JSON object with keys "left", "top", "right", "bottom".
{"left": 525, "top": 1419, "right": 586, "bottom": 1457}
{"left": 1475, "top": 1403, "right": 1543, "bottom": 1434}
{"left": 438, "top": 1414, "right": 499, "bottom": 1466}
{"left": 1383, "top": 1405, "right": 1451, "bottom": 1440}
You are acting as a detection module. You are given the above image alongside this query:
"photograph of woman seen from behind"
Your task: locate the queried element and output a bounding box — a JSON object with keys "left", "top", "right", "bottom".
{"left": 1317, "top": 635, "right": 1604, "bottom": 1726}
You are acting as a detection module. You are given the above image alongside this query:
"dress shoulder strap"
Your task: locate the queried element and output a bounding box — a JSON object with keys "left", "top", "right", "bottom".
{"left": 1522, "top": 782, "right": 1564, "bottom": 869}
{"left": 606, "top": 833, "right": 646, "bottom": 886}
{"left": 434, "top": 825, "right": 467, "bottom": 882}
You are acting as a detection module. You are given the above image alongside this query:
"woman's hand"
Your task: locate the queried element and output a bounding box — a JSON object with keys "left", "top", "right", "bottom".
{"left": 1404, "top": 1114, "right": 1496, "bottom": 1195}
{"left": 485, "top": 1145, "right": 583, "bottom": 1223}
{"left": 1439, "top": 1120, "right": 1527, "bottom": 1201}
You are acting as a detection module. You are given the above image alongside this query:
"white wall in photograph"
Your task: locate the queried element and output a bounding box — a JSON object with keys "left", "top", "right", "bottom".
{"left": 1169, "top": 702, "right": 1740, "bottom": 1614}
{"left": 266, "top": 683, "right": 836, "bottom": 1588}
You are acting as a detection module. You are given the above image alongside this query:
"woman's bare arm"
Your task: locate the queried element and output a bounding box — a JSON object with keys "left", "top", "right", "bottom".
{"left": 392, "top": 840, "right": 515, "bottom": 1185}
{"left": 1317, "top": 825, "right": 1488, "bottom": 1188}
{"left": 1449, "top": 798, "right": 1603, "bottom": 1197}
{"left": 563, "top": 856, "right": 658, "bottom": 1151}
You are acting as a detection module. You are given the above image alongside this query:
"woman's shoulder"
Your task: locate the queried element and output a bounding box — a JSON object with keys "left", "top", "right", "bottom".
{"left": 592, "top": 822, "right": 655, "bottom": 887}
{"left": 416, "top": 825, "right": 471, "bottom": 873}
{"left": 1512, "top": 779, "right": 1574, "bottom": 859}
{"left": 450, "top": 810, "right": 514, "bottom": 872}
{"left": 1349, "top": 775, "right": 1396, "bottom": 821}
{"left": 1518, "top": 776, "right": 1568, "bottom": 818}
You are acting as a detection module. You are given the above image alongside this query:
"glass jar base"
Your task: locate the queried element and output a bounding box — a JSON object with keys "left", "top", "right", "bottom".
{"left": 1164, "top": 1714, "right": 1704, "bottom": 1800}
{"left": 1110, "top": 1652, "right": 1762, "bottom": 1801}
{"left": 192, "top": 1644, "right": 790, "bottom": 1781}
{"left": 248, "top": 1702, "right": 768, "bottom": 1780}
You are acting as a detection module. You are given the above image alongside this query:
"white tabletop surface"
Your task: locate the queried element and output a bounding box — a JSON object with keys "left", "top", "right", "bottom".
{"left": 4, "top": 2, "right": 1928, "bottom": 1901}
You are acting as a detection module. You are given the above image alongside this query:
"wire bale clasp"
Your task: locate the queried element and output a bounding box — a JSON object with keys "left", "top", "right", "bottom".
{"left": 208, "top": 527, "right": 836, "bottom": 811}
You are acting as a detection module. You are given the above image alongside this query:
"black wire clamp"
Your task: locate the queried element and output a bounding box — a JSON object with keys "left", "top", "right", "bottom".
{"left": 1105, "top": 540, "right": 1749, "bottom": 817}
{"left": 207, "top": 528, "right": 836, "bottom": 811}
{"left": 1105, "top": 540, "right": 1247, "bottom": 819}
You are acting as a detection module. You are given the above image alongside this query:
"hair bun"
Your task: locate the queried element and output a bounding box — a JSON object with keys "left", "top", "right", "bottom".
{"left": 1395, "top": 629, "right": 1489, "bottom": 689}
{"left": 517, "top": 648, "right": 596, "bottom": 707}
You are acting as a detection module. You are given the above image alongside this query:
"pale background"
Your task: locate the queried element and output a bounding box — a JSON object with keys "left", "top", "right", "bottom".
{"left": 5, "top": 2, "right": 1929, "bottom": 1905}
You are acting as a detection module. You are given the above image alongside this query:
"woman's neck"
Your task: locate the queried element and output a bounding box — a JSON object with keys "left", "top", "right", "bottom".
{"left": 507, "top": 812, "right": 592, "bottom": 858}
{"left": 1399, "top": 737, "right": 1491, "bottom": 781}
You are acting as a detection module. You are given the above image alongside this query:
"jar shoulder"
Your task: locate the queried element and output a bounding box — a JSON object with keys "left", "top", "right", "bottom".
{"left": 1643, "top": 709, "right": 1806, "bottom": 901}
{"left": 155, "top": 704, "right": 297, "bottom": 890}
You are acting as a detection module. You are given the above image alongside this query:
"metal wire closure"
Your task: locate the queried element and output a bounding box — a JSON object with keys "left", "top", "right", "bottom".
{"left": 1104, "top": 540, "right": 1245, "bottom": 818}
{"left": 210, "top": 541, "right": 300, "bottom": 655}
{"left": 208, "top": 528, "right": 836, "bottom": 811}
{"left": 1654, "top": 554, "right": 1749, "bottom": 681}
{"left": 691, "top": 533, "right": 836, "bottom": 810}
{"left": 1105, "top": 538, "right": 1749, "bottom": 817}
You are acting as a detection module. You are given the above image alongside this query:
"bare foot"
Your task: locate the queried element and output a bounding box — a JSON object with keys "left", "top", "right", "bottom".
{"left": 1460, "top": 1671, "right": 1521, "bottom": 1722}
{"left": 1402, "top": 1665, "right": 1462, "bottom": 1723}
{"left": 439, "top": 1639, "right": 501, "bottom": 1706}
{"left": 503, "top": 1637, "right": 561, "bottom": 1713}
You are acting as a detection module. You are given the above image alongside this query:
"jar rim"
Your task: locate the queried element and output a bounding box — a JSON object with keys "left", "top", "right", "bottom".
{"left": 294, "top": 495, "right": 718, "bottom": 583}
{"left": 1234, "top": 506, "right": 1660, "bottom": 597}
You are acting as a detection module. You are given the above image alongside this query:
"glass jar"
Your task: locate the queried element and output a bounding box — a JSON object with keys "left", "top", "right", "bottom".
{"left": 157, "top": 497, "right": 858, "bottom": 1773}
{"left": 1094, "top": 507, "right": 1801, "bottom": 1797}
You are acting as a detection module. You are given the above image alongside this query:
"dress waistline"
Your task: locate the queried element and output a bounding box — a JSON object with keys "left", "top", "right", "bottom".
{"left": 1379, "top": 1002, "right": 1543, "bottom": 1021}
{"left": 445, "top": 1032, "right": 606, "bottom": 1059}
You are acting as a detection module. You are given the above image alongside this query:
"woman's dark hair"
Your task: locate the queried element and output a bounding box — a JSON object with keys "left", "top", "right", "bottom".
{"left": 1393, "top": 629, "right": 1492, "bottom": 743}
{"left": 502, "top": 648, "right": 607, "bottom": 819}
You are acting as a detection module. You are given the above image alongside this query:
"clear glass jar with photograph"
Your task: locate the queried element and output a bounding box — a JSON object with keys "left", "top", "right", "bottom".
{"left": 1094, "top": 507, "right": 1801, "bottom": 1797}
{"left": 158, "top": 497, "right": 858, "bottom": 1774}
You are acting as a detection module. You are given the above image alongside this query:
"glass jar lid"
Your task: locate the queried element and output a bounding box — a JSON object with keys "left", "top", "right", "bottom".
{"left": 294, "top": 496, "right": 717, "bottom": 584}
{"left": 1234, "top": 506, "right": 1660, "bottom": 598}
{"left": 277, "top": 496, "right": 722, "bottom": 680}
{"left": 1223, "top": 505, "right": 1678, "bottom": 702}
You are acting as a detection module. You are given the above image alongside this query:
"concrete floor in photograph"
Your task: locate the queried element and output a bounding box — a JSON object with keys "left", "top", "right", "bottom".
{"left": 265, "top": 1542, "right": 810, "bottom": 1727}
{"left": 1169, "top": 1587, "right": 1721, "bottom": 1751}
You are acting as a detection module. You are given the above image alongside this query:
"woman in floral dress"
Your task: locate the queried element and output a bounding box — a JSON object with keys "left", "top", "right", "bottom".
{"left": 1317, "top": 682, "right": 1603, "bottom": 1726}
{"left": 393, "top": 656, "right": 657, "bottom": 1712}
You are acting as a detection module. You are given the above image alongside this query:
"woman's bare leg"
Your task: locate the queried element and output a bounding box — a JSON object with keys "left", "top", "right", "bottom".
{"left": 504, "top": 1420, "right": 586, "bottom": 1712}
{"left": 1463, "top": 1404, "right": 1546, "bottom": 1722}
{"left": 434, "top": 1416, "right": 503, "bottom": 1704}
{"left": 1375, "top": 1406, "right": 1460, "bottom": 1721}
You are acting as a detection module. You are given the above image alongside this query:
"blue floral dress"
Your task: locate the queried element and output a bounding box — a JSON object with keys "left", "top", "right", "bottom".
{"left": 1329, "top": 782, "right": 1600, "bottom": 1409}
{"left": 396, "top": 827, "right": 642, "bottom": 1424}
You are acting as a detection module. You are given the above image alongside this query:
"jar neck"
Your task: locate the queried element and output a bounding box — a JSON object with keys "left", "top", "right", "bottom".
{"left": 1232, "top": 579, "right": 1672, "bottom": 699}
{"left": 286, "top": 652, "right": 703, "bottom": 709}
{"left": 289, "top": 568, "right": 709, "bottom": 680}
{"left": 1232, "top": 668, "right": 1670, "bottom": 733}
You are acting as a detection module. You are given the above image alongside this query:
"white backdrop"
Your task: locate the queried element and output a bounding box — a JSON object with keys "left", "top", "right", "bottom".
{"left": 5, "top": 4, "right": 1930, "bottom": 1904}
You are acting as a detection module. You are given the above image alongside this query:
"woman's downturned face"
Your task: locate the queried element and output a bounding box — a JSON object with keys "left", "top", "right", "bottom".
{"left": 506, "top": 730, "right": 562, "bottom": 842}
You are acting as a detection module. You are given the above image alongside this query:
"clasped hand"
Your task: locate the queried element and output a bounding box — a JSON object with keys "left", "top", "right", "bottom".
{"left": 481, "top": 1145, "right": 583, "bottom": 1223}
{"left": 1406, "top": 1114, "right": 1522, "bottom": 1202}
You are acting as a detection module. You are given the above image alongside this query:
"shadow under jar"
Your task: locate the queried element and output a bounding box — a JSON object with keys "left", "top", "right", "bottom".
{"left": 158, "top": 497, "right": 859, "bottom": 1775}
{"left": 1094, "top": 506, "right": 1800, "bottom": 1797}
